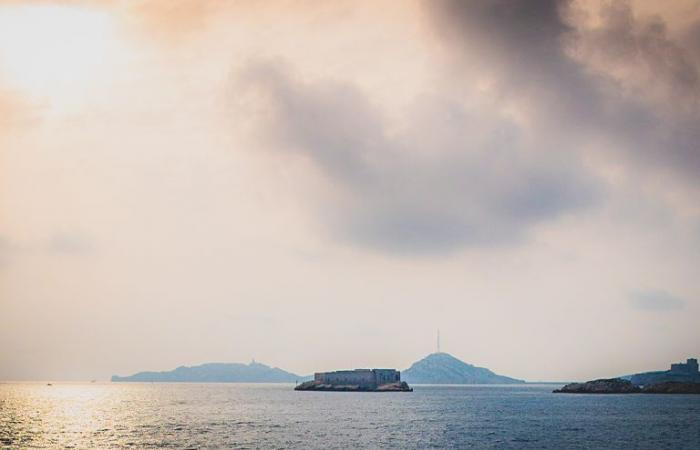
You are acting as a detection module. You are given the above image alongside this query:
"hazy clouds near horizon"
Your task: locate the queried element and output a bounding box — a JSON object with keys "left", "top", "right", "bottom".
{"left": 1, "top": 0, "right": 699, "bottom": 382}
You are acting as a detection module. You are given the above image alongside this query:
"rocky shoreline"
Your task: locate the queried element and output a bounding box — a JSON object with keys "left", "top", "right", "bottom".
{"left": 553, "top": 378, "right": 640, "bottom": 393}
{"left": 295, "top": 381, "right": 413, "bottom": 392}
{"left": 553, "top": 378, "right": 700, "bottom": 394}
{"left": 641, "top": 381, "right": 700, "bottom": 394}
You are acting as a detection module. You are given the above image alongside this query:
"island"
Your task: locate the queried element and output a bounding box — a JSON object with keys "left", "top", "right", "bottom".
{"left": 553, "top": 378, "right": 700, "bottom": 394}
{"left": 553, "top": 357, "right": 700, "bottom": 394}
{"left": 111, "top": 360, "right": 309, "bottom": 383}
{"left": 402, "top": 352, "right": 524, "bottom": 384}
{"left": 295, "top": 368, "right": 412, "bottom": 392}
{"left": 111, "top": 352, "right": 525, "bottom": 386}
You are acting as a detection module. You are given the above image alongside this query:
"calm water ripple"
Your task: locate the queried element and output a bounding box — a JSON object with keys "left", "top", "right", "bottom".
{"left": 1, "top": 383, "right": 699, "bottom": 449}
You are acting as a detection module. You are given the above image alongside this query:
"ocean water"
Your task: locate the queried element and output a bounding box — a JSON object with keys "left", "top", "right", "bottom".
{"left": 1, "top": 383, "right": 699, "bottom": 449}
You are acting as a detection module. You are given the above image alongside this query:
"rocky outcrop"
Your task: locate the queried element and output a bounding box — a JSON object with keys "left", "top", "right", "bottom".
{"left": 554, "top": 378, "right": 700, "bottom": 394}
{"left": 294, "top": 381, "right": 412, "bottom": 392}
{"left": 375, "top": 381, "right": 413, "bottom": 391}
{"left": 641, "top": 382, "right": 700, "bottom": 394}
{"left": 553, "top": 378, "right": 641, "bottom": 394}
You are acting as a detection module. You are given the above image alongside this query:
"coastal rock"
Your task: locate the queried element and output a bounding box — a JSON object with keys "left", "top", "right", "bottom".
{"left": 553, "top": 378, "right": 641, "bottom": 394}
{"left": 642, "top": 382, "right": 700, "bottom": 394}
{"left": 375, "top": 381, "right": 413, "bottom": 391}
{"left": 294, "top": 380, "right": 412, "bottom": 392}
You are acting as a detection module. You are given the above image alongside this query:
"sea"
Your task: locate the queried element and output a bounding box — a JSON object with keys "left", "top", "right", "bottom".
{"left": 1, "top": 382, "right": 699, "bottom": 449}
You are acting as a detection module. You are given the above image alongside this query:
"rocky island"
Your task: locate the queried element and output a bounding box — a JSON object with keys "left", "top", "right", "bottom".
{"left": 402, "top": 352, "right": 524, "bottom": 384}
{"left": 295, "top": 368, "right": 412, "bottom": 392}
{"left": 110, "top": 352, "right": 523, "bottom": 386}
{"left": 111, "top": 361, "right": 308, "bottom": 383}
{"left": 554, "top": 378, "right": 700, "bottom": 394}
{"left": 553, "top": 378, "right": 641, "bottom": 394}
{"left": 554, "top": 357, "right": 700, "bottom": 394}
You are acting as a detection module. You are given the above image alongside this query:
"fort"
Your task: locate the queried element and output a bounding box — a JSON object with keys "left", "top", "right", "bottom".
{"left": 315, "top": 369, "right": 400, "bottom": 388}
{"left": 295, "top": 368, "right": 412, "bottom": 392}
{"left": 670, "top": 358, "right": 698, "bottom": 374}
{"left": 630, "top": 357, "right": 700, "bottom": 386}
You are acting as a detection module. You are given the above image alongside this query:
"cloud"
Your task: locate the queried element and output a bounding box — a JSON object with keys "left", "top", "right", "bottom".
{"left": 567, "top": 1, "right": 700, "bottom": 172}
{"left": 232, "top": 1, "right": 700, "bottom": 256}
{"left": 0, "top": 232, "right": 93, "bottom": 268}
{"left": 425, "top": 0, "right": 597, "bottom": 119}
{"left": 237, "top": 61, "right": 599, "bottom": 254}
{"left": 629, "top": 290, "right": 686, "bottom": 311}
{"left": 425, "top": 0, "right": 700, "bottom": 183}
{"left": 127, "top": 0, "right": 220, "bottom": 42}
{"left": 571, "top": 1, "right": 699, "bottom": 110}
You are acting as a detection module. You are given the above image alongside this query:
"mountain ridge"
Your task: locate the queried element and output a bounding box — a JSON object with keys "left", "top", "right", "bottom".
{"left": 111, "top": 353, "right": 524, "bottom": 384}
{"left": 111, "top": 361, "right": 309, "bottom": 383}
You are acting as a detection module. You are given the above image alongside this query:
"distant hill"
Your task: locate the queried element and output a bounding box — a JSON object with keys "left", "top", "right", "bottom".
{"left": 111, "top": 361, "right": 309, "bottom": 383}
{"left": 402, "top": 353, "right": 524, "bottom": 384}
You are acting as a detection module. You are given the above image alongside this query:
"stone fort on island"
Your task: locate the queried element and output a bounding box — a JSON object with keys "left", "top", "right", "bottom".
{"left": 295, "top": 368, "right": 411, "bottom": 391}
{"left": 314, "top": 368, "right": 400, "bottom": 388}
{"left": 670, "top": 358, "right": 698, "bottom": 374}
{"left": 630, "top": 357, "right": 700, "bottom": 386}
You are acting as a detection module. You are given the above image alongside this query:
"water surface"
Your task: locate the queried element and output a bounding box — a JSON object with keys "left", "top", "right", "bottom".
{"left": 1, "top": 383, "right": 699, "bottom": 449}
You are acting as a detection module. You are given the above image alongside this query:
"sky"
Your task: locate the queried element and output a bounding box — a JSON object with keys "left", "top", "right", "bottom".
{"left": 0, "top": 0, "right": 699, "bottom": 382}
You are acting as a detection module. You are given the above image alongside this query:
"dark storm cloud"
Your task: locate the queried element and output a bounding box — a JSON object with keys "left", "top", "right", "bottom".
{"left": 578, "top": 2, "right": 700, "bottom": 106}
{"left": 426, "top": 0, "right": 598, "bottom": 119}
{"left": 629, "top": 290, "right": 686, "bottom": 311}
{"left": 238, "top": 62, "right": 599, "bottom": 254}
{"left": 686, "top": 20, "right": 700, "bottom": 62}
{"left": 426, "top": 0, "right": 700, "bottom": 178}
{"left": 236, "top": 0, "right": 699, "bottom": 255}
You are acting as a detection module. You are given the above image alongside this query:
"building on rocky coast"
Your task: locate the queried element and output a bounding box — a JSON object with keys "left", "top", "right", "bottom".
{"left": 670, "top": 358, "right": 698, "bottom": 374}
{"left": 314, "top": 368, "right": 400, "bottom": 388}
{"left": 295, "top": 368, "right": 411, "bottom": 391}
{"left": 630, "top": 357, "right": 700, "bottom": 386}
